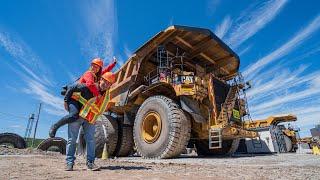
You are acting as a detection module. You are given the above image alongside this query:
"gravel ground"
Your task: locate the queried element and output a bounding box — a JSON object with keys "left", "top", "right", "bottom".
{"left": 0, "top": 147, "right": 319, "bottom": 180}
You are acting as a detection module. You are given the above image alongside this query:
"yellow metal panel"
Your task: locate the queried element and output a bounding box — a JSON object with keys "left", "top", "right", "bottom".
{"left": 312, "top": 146, "right": 320, "bottom": 155}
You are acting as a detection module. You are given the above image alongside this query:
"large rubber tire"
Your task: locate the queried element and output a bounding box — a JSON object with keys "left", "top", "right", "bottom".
{"left": 284, "top": 135, "right": 293, "bottom": 152}
{"left": 37, "top": 137, "right": 67, "bottom": 154}
{"left": 196, "top": 139, "right": 240, "bottom": 156}
{"left": 114, "top": 124, "right": 134, "bottom": 157}
{"left": 95, "top": 115, "right": 119, "bottom": 158}
{"left": 133, "top": 95, "right": 191, "bottom": 159}
{"left": 0, "top": 133, "right": 26, "bottom": 149}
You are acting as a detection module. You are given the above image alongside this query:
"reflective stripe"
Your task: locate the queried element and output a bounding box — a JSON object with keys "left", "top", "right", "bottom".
{"left": 98, "top": 92, "right": 110, "bottom": 114}
{"left": 71, "top": 92, "right": 87, "bottom": 105}
{"left": 77, "top": 90, "right": 111, "bottom": 124}
{"left": 80, "top": 98, "right": 97, "bottom": 117}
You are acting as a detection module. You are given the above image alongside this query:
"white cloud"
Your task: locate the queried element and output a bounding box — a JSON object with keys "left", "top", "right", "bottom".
{"left": 124, "top": 44, "right": 132, "bottom": 60}
{"left": 225, "top": 0, "right": 287, "bottom": 48}
{"left": 114, "top": 54, "right": 126, "bottom": 70}
{"left": 168, "top": 17, "right": 174, "bottom": 26}
{"left": 0, "top": 30, "right": 50, "bottom": 79}
{"left": 0, "top": 31, "right": 25, "bottom": 59}
{"left": 245, "top": 60, "right": 320, "bottom": 137}
{"left": 243, "top": 14, "right": 320, "bottom": 79}
{"left": 1, "top": 0, "right": 118, "bottom": 118}
{"left": 242, "top": 14, "right": 320, "bottom": 136}
{"left": 79, "top": 0, "right": 117, "bottom": 62}
{"left": 9, "top": 124, "right": 25, "bottom": 129}
{"left": 214, "top": 15, "right": 232, "bottom": 39}
{"left": 22, "top": 78, "right": 66, "bottom": 116}
{"left": 290, "top": 45, "right": 320, "bottom": 63}
{"left": 238, "top": 45, "right": 252, "bottom": 56}
{"left": 247, "top": 65, "right": 309, "bottom": 99}
{"left": 247, "top": 65, "right": 320, "bottom": 111}
{"left": 0, "top": 29, "right": 64, "bottom": 117}
{"left": 66, "top": 71, "right": 79, "bottom": 83}
{"left": 207, "top": 0, "right": 221, "bottom": 15}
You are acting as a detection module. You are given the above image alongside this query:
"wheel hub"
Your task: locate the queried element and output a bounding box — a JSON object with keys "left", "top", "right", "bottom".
{"left": 142, "top": 112, "right": 162, "bottom": 143}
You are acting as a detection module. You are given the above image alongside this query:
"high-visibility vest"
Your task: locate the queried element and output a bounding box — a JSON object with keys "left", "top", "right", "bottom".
{"left": 71, "top": 90, "right": 111, "bottom": 124}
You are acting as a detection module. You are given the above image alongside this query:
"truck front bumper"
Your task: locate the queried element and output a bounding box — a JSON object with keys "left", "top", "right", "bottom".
{"left": 221, "top": 126, "right": 258, "bottom": 139}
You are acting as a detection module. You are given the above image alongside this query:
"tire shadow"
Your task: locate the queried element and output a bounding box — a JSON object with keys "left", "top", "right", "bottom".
{"left": 100, "top": 165, "right": 151, "bottom": 170}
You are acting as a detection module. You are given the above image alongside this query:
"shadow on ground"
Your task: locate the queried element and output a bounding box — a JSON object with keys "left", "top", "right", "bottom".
{"left": 100, "top": 165, "right": 151, "bottom": 170}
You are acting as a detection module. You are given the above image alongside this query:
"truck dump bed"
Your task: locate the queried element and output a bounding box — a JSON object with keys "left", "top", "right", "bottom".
{"left": 109, "top": 25, "right": 240, "bottom": 110}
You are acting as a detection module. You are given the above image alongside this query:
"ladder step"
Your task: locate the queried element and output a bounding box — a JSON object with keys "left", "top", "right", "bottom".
{"left": 209, "top": 128, "right": 222, "bottom": 149}
{"left": 210, "top": 136, "right": 221, "bottom": 138}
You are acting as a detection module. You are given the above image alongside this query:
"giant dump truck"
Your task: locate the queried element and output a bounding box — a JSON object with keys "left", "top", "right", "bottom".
{"left": 95, "top": 25, "right": 258, "bottom": 159}
{"left": 243, "top": 114, "right": 299, "bottom": 153}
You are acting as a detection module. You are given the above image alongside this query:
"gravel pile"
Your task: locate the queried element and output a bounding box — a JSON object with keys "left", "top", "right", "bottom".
{"left": 0, "top": 146, "right": 60, "bottom": 156}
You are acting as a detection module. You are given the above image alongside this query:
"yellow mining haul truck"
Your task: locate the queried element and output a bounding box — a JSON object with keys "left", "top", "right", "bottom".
{"left": 298, "top": 137, "right": 320, "bottom": 155}
{"left": 97, "top": 25, "right": 257, "bottom": 159}
{"left": 243, "top": 114, "right": 298, "bottom": 152}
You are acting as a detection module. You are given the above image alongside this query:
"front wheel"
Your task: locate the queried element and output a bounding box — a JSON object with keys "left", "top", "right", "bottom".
{"left": 133, "top": 95, "right": 191, "bottom": 159}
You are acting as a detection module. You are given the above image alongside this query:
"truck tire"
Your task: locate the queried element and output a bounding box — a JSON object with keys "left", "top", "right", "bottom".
{"left": 133, "top": 95, "right": 191, "bottom": 159}
{"left": 0, "top": 133, "right": 26, "bottom": 149}
{"left": 283, "top": 135, "right": 293, "bottom": 152}
{"left": 95, "top": 114, "right": 118, "bottom": 158}
{"left": 37, "top": 137, "right": 67, "bottom": 154}
{"left": 196, "top": 138, "right": 240, "bottom": 156}
{"left": 114, "top": 124, "right": 134, "bottom": 157}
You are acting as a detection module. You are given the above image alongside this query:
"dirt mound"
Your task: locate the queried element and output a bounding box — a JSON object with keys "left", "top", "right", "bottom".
{"left": 0, "top": 146, "right": 61, "bottom": 156}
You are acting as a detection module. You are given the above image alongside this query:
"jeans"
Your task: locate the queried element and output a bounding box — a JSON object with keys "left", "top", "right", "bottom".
{"left": 64, "top": 100, "right": 80, "bottom": 124}
{"left": 49, "top": 101, "right": 80, "bottom": 138}
{"left": 66, "top": 118, "right": 96, "bottom": 165}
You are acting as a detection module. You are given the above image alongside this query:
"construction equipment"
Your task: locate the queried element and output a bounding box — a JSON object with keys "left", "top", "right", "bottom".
{"left": 304, "top": 124, "right": 320, "bottom": 155}
{"left": 98, "top": 25, "right": 257, "bottom": 159}
{"left": 243, "top": 115, "right": 299, "bottom": 153}
{"left": 297, "top": 137, "right": 313, "bottom": 154}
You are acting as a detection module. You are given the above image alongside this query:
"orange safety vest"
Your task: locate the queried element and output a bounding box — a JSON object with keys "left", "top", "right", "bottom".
{"left": 71, "top": 90, "right": 111, "bottom": 124}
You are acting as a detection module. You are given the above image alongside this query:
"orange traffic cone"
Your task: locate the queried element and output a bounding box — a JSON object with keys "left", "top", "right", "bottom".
{"left": 101, "top": 143, "right": 108, "bottom": 160}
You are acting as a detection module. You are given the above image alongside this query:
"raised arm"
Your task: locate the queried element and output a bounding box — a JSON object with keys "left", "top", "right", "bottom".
{"left": 102, "top": 57, "right": 117, "bottom": 74}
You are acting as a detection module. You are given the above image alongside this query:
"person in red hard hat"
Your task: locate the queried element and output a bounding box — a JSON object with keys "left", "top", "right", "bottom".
{"left": 64, "top": 71, "right": 116, "bottom": 171}
{"left": 78, "top": 57, "right": 116, "bottom": 97}
{"left": 48, "top": 58, "right": 117, "bottom": 171}
{"left": 50, "top": 57, "right": 117, "bottom": 138}
{"left": 51, "top": 71, "right": 116, "bottom": 171}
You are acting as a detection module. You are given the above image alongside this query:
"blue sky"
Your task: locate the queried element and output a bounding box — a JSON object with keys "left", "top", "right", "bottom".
{"left": 0, "top": 0, "right": 319, "bottom": 139}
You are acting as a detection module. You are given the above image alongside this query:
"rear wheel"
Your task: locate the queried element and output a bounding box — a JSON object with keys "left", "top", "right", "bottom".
{"left": 196, "top": 139, "right": 240, "bottom": 156}
{"left": 114, "top": 124, "right": 134, "bottom": 157}
{"left": 133, "top": 95, "right": 191, "bottom": 159}
{"left": 0, "top": 133, "right": 26, "bottom": 149}
{"left": 95, "top": 114, "right": 118, "bottom": 158}
{"left": 283, "top": 135, "right": 293, "bottom": 152}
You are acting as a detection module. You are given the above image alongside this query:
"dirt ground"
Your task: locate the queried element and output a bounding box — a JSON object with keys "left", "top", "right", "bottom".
{"left": 0, "top": 147, "right": 319, "bottom": 180}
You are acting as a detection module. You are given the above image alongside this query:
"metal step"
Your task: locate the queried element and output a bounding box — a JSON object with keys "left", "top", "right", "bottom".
{"left": 209, "top": 128, "right": 222, "bottom": 149}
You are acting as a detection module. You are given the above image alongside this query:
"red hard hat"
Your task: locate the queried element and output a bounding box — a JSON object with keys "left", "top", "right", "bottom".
{"left": 101, "top": 72, "right": 116, "bottom": 84}
{"left": 91, "top": 58, "right": 104, "bottom": 68}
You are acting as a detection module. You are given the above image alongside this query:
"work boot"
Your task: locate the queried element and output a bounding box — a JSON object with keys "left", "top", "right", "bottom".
{"left": 49, "top": 124, "right": 58, "bottom": 138}
{"left": 65, "top": 163, "right": 73, "bottom": 171}
{"left": 49, "top": 118, "right": 70, "bottom": 138}
{"left": 86, "top": 162, "right": 100, "bottom": 171}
